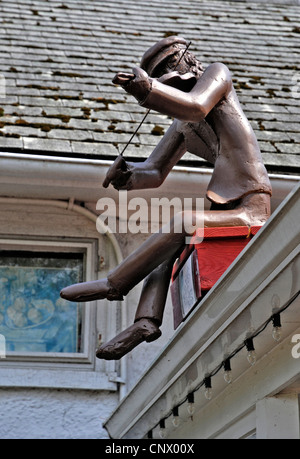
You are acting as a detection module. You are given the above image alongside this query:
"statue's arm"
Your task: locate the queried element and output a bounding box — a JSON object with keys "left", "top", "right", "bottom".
{"left": 103, "top": 121, "right": 186, "bottom": 190}
{"left": 105, "top": 63, "right": 231, "bottom": 191}
{"left": 142, "top": 63, "right": 232, "bottom": 122}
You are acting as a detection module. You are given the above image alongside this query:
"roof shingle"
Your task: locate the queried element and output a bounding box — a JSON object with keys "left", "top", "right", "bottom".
{"left": 0, "top": 0, "right": 299, "bottom": 172}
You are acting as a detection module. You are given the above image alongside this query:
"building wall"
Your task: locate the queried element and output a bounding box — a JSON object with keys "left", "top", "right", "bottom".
{"left": 0, "top": 388, "right": 116, "bottom": 439}
{"left": 0, "top": 176, "right": 298, "bottom": 439}
{"left": 0, "top": 201, "right": 118, "bottom": 439}
{"left": 0, "top": 199, "right": 175, "bottom": 439}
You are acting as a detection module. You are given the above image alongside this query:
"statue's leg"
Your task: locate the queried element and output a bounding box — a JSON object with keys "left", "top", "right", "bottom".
{"left": 133, "top": 256, "right": 176, "bottom": 324}
{"left": 60, "top": 193, "right": 270, "bottom": 303}
{"left": 123, "top": 193, "right": 271, "bottom": 293}
{"left": 60, "top": 213, "right": 192, "bottom": 302}
{"left": 96, "top": 258, "right": 176, "bottom": 360}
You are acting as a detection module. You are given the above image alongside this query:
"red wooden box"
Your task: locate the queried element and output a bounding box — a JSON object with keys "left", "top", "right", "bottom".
{"left": 171, "top": 226, "right": 261, "bottom": 329}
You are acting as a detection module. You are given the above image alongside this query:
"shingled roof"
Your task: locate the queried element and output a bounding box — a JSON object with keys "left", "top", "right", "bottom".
{"left": 0, "top": 0, "right": 299, "bottom": 172}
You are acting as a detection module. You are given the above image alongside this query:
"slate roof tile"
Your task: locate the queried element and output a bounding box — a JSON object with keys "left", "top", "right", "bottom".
{"left": 23, "top": 136, "right": 72, "bottom": 152}
{"left": 0, "top": 0, "right": 299, "bottom": 172}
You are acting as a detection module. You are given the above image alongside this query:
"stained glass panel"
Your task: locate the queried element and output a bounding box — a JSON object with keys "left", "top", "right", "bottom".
{"left": 0, "top": 251, "right": 83, "bottom": 354}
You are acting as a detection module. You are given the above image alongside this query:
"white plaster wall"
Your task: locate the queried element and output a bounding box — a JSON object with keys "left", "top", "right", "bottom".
{"left": 0, "top": 208, "right": 177, "bottom": 439}
{"left": 0, "top": 202, "right": 120, "bottom": 439}
{"left": 0, "top": 388, "right": 118, "bottom": 439}
{"left": 0, "top": 162, "right": 297, "bottom": 439}
{"left": 0, "top": 188, "right": 215, "bottom": 438}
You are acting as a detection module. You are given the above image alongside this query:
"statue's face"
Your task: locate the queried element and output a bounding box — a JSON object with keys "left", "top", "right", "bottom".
{"left": 157, "top": 71, "right": 197, "bottom": 92}
{"left": 152, "top": 51, "right": 190, "bottom": 78}
{"left": 165, "top": 52, "right": 190, "bottom": 74}
{"left": 150, "top": 50, "right": 199, "bottom": 92}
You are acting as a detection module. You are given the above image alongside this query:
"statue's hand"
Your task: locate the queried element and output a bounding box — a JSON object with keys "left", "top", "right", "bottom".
{"left": 112, "top": 72, "right": 135, "bottom": 86}
{"left": 102, "top": 155, "right": 133, "bottom": 190}
{"left": 113, "top": 67, "right": 152, "bottom": 103}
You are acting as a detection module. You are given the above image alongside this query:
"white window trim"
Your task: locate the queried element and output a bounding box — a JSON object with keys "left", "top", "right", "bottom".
{"left": 0, "top": 238, "right": 96, "bottom": 365}
{"left": 0, "top": 236, "right": 121, "bottom": 391}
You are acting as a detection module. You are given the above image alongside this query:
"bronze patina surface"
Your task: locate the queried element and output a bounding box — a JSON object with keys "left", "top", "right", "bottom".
{"left": 61, "top": 37, "right": 272, "bottom": 360}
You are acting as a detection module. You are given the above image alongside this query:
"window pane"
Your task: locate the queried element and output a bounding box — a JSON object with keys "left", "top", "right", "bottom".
{"left": 0, "top": 251, "right": 84, "bottom": 354}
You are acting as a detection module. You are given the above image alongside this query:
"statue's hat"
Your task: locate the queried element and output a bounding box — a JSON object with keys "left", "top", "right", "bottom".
{"left": 140, "top": 36, "right": 188, "bottom": 76}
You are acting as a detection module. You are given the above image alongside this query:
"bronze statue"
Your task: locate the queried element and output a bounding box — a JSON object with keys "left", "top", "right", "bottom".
{"left": 60, "top": 37, "right": 272, "bottom": 360}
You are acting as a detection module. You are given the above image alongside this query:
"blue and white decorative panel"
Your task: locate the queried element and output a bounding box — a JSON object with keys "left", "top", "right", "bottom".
{"left": 0, "top": 252, "right": 83, "bottom": 353}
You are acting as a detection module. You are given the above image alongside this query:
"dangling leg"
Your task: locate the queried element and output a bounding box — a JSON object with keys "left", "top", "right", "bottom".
{"left": 60, "top": 213, "right": 192, "bottom": 302}
{"left": 60, "top": 193, "right": 271, "bottom": 303}
{"left": 96, "top": 257, "right": 176, "bottom": 360}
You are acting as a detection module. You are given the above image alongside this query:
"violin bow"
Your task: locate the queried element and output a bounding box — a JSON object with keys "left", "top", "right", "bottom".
{"left": 103, "top": 40, "right": 192, "bottom": 188}
{"left": 120, "top": 40, "right": 192, "bottom": 157}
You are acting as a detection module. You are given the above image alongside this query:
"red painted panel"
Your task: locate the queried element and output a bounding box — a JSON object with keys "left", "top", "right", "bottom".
{"left": 171, "top": 226, "right": 262, "bottom": 329}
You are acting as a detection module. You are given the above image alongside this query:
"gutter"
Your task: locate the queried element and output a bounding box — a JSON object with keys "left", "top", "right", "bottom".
{"left": 0, "top": 152, "right": 298, "bottom": 210}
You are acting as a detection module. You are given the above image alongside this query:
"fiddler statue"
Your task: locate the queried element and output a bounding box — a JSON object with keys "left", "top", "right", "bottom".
{"left": 61, "top": 37, "right": 272, "bottom": 359}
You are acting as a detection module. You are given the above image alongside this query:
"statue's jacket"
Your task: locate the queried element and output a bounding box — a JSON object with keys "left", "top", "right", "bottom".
{"left": 140, "top": 63, "right": 272, "bottom": 205}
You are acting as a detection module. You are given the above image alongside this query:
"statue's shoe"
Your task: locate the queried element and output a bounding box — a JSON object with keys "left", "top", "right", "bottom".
{"left": 96, "top": 318, "right": 162, "bottom": 360}
{"left": 60, "top": 278, "right": 124, "bottom": 302}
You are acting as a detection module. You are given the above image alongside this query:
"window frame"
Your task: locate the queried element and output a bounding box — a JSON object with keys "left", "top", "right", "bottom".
{"left": 0, "top": 237, "right": 97, "bottom": 366}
